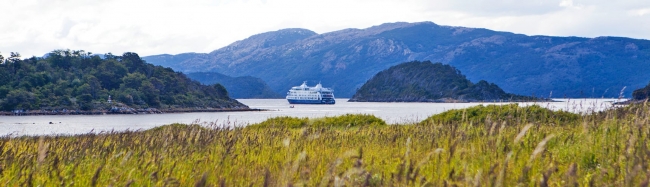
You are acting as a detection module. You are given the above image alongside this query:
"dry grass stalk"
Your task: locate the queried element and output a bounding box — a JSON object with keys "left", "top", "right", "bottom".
{"left": 514, "top": 124, "right": 533, "bottom": 143}
{"left": 529, "top": 134, "right": 555, "bottom": 162}
{"left": 37, "top": 136, "right": 49, "bottom": 166}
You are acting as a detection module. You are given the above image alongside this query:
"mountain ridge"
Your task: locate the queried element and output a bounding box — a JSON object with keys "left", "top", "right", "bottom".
{"left": 143, "top": 21, "right": 650, "bottom": 98}
{"left": 186, "top": 72, "right": 282, "bottom": 99}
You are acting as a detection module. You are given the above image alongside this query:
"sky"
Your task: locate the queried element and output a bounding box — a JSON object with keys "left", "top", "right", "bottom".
{"left": 1, "top": 0, "right": 649, "bottom": 58}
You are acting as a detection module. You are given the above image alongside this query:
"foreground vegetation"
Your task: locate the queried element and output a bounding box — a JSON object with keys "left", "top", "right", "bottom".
{"left": 1, "top": 104, "right": 650, "bottom": 186}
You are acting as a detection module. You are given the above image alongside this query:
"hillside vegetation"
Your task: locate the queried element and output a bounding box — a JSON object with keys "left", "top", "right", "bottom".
{"left": 0, "top": 50, "right": 247, "bottom": 113}
{"left": 187, "top": 72, "right": 281, "bottom": 99}
{"left": 420, "top": 104, "right": 581, "bottom": 125}
{"left": 143, "top": 22, "right": 650, "bottom": 98}
{"left": 3, "top": 103, "right": 650, "bottom": 186}
{"left": 349, "top": 61, "right": 535, "bottom": 102}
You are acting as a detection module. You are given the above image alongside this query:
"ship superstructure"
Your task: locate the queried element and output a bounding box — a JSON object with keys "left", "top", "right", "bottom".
{"left": 286, "top": 82, "right": 335, "bottom": 104}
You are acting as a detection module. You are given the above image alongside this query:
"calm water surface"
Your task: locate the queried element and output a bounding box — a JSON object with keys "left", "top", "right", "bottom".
{"left": 0, "top": 98, "right": 623, "bottom": 136}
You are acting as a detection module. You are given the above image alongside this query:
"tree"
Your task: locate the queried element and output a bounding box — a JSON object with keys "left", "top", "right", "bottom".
{"left": 48, "top": 50, "right": 73, "bottom": 69}
{"left": 8, "top": 52, "right": 21, "bottom": 63}
{"left": 121, "top": 52, "right": 148, "bottom": 74}
{"left": 76, "top": 94, "right": 93, "bottom": 110}
{"left": 141, "top": 80, "right": 161, "bottom": 107}
{"left": 95, "top": 59, "right": 128, "bottom": 90}
{"left": 1, "top": 89, "right": 38, "bottom": 110}
{"left": 212, "top": 83, "right": 228, "bottom": 98}
{"left": 121, "top": 73, "right": 146, "bottom": 88}
{"left": 83, "top": 75, "right": 102, "bottom": 98}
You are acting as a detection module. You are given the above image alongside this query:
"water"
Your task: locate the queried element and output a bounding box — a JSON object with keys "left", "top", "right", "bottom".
{"left": 0, "top": 98, "right": 624, "bottom": 136}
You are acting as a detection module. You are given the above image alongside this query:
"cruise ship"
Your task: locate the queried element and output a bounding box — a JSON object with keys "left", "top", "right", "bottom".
{"left": 286, "top": 82, "right": 335, "bottom": 104}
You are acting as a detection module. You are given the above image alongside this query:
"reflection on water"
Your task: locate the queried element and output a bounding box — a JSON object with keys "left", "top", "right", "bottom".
{"left": 0, "top": 98, "right": 625, "bottom": 136}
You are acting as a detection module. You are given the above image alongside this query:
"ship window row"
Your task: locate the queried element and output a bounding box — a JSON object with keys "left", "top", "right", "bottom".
{"left": 290, "top": 97, "right": 319, "bottom": 100}
{"left": 289, "top": 94, "right": 319, "bottom": 96}
{"left": 290, "top": 95, "right": 321, "bottom": 97}
{"left": 291, "top": 90, "right": 330, "bottom": 92}
{"left": 289, "top": 92, "right": 318, "bottom": 95}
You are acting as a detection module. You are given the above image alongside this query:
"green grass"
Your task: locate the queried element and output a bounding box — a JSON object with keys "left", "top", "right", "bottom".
{"left": 420, "top": 104, "right": 581, "bottom": 125}
{"left": 248, "top": 114, "right": 387, "bottom": 129}
{"left": 1, "top": 103, "right": 649, "bottom": 186}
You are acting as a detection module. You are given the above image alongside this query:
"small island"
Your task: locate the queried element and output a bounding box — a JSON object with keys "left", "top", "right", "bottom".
{"left": 349, "top": 60, "right": 537, "bottom": 102}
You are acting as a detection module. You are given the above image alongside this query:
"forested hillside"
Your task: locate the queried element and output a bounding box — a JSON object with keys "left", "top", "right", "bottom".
{"left": 187, "top": 72, "right": 282, "bottom": 98}
{"left": 349, "top": 61, "right": 535, "bottom": 102}
{"left": 0, "top": 50, "right": 247, "bottom": 113}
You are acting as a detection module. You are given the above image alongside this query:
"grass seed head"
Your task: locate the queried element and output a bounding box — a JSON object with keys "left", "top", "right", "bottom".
{"left": 514, "top": 124, "right": 533, "bottom": 143}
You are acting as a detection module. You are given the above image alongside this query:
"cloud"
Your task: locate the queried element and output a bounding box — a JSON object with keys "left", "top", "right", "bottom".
{"left": 630, "top": 8, "right": 650, "bottom": 16}
{"left": 423, "top": 0, "right": 564, "bottom": 16}
{"left": 559, "top": 0, "right": 574, "bottom": 7}
{"left": 0, "top": 0, "right": 649, "bottom": 57}
{"left": 420, "top": 0, "right": 650, "bottom": 39}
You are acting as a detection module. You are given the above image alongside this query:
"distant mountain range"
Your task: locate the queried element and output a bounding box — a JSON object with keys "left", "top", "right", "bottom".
{"left": 349, "top": 61, "right": 535, "bottom": 102}
{"left": 143, "top": 21, "right": 650, "bottom": 98}
{"left": 186, "top": 72, "right": 282, "bottom": 99}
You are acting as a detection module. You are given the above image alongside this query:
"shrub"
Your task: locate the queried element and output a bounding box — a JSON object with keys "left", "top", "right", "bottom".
{"left": 247, "top": 116, "right": 309, "bottom": 129}
{"left": 419, "top": 104, "right": 581, "bottom": 125}
{"left": 146, "top": 123, "right": 207, "bottom": 132}
{"left": 311, "top": 114, "right": 387, "bottom": 128}
{"left": 248, "top": 114, "right": 387, "bottom": 129}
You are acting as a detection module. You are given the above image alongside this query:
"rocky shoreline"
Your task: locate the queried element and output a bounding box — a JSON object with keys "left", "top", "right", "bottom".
{"left": 1, "top": 107, "right": 265, "bottom": 116}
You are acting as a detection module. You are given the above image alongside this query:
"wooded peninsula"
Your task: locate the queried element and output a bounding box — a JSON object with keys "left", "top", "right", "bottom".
{"left": 0, "top": 50, "right": 249, "bottom": 115}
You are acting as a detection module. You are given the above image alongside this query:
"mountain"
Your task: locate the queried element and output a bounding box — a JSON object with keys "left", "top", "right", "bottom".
{"left": 186, "top": 72, "right": 282, "bottom": 99}
{"left": 143, "top": 22, "right": 650, "bottom": 98}
{"left": 349, "top": 61, "right": 533, "bottom": 102}
{"left": 0, "top": 50, "right": 248, "bottom": 113}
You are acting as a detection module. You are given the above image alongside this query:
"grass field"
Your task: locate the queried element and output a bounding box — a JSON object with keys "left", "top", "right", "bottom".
{"left": 1, "top": 103, "right": 649, "bottom": 186}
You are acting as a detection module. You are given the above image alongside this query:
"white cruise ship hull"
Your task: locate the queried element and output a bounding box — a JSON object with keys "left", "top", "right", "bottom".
{"left": 287, "top": 98, "right": 335, "bottom": 104}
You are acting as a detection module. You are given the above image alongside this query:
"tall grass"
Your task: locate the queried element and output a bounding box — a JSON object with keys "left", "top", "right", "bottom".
{"left": 0, "top": 105, "right": 649, "bottom": 186}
